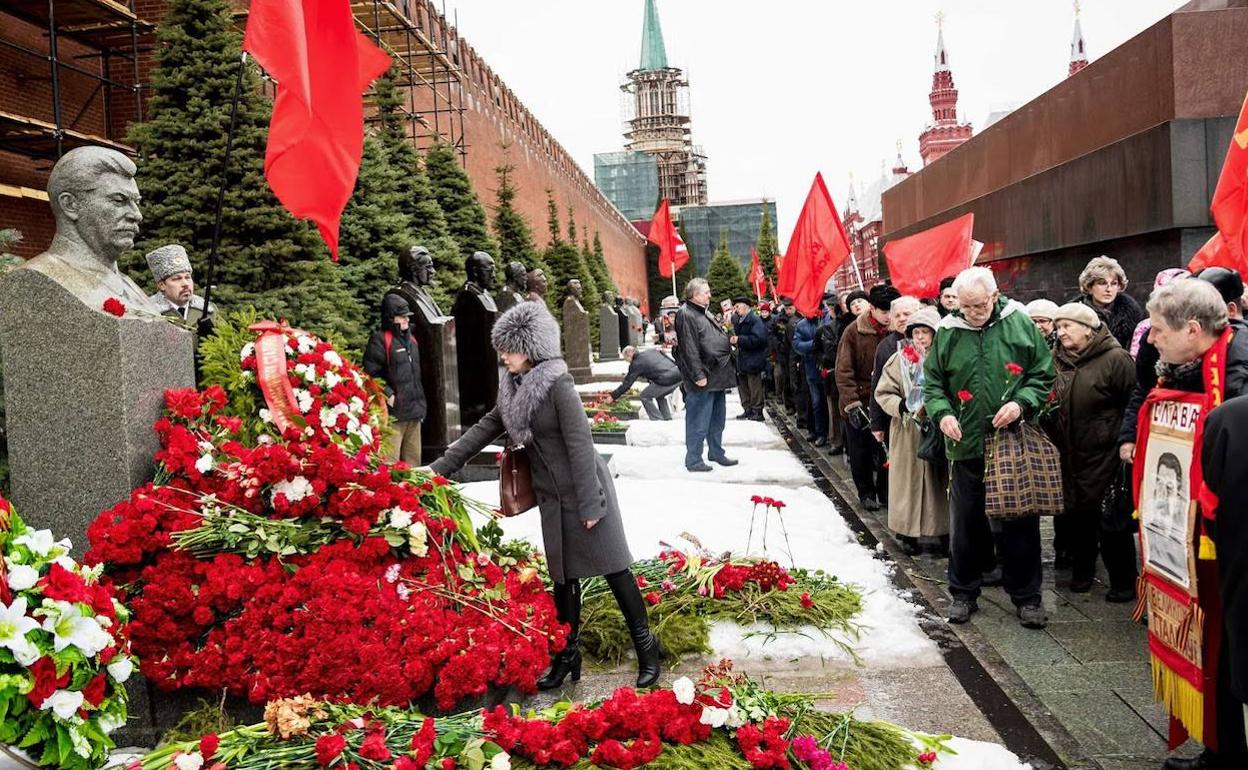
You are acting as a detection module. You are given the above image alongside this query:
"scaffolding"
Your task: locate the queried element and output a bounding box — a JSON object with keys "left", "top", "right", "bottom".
{"left": 349, "top": 0, "right": 467, "bottom": 163}
{"left": 593, "top": 151, "right": 659, "bottom": 222}
{"left": 679, "top": 199, "right": 777, "bottom": 274}
{"left": 620, "top": 66, "right": 707, "bottom": 208}
{"left": 0, "top": 0, "right": 152, "bottom": 161}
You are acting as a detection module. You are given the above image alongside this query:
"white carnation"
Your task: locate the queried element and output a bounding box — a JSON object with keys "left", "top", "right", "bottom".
{"left": 173, "top": 752, "right": 205, "bottom": 770}
{"left": 387, "top": 508, "right": 413, "bottom": 529}
{"left": 107, "top": 656, "right": 134, "bottom": 683}
{"left": 13, "top": 529, "right": 71, "bottom": 558}
{"left": 295, "top": 389, "right": 314, "bottom": 414}
{"left": 271, "top": 476, "right": 314, "bottom": 503}
{"left": 324, "top": 351, "right": 343, "bottom": 368}
{"left": 5, "top": 561, "right": 39, "bottom": 592}
{"left": 408, "top": 521, "right": 429, "bottom": 557}
{"left": 240, "top": 342, "right": 255, "bottom": 361}
{"left": 195, "top": 454, "right": 214, "bottom": 474}
{"left": 41, "top": 689, "right": 84, "bottom": 721}
{"left": 699, "top": 706, "right": 729, "bottom": 728}
{"left": 259, "top": 408, "right": 273, "bottom": 424}
{"left": 671, "top": 676, "right": 695, "bottom": 705}
{"left": 325, "top": 371, "right": 342, "bottom": 389}
{"left": 491, "top": 752, "right": 512, "bottom": 770}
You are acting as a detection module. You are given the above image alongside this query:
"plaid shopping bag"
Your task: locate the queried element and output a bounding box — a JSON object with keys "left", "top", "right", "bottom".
{"left": 984, "top": 422, "right": 1064, "bottom": 519}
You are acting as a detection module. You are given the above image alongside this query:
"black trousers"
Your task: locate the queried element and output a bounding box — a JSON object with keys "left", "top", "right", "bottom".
{"left": 844, "top": 420, "right": 886, "bottom": 501}
{"left": 736, "top": 371, "right": 765, "bottom": 414}
{"left": 792, "top": 362, "right": 809, "bottom": 426}
{"left": 1066, "top": 507, "right": 1139, "bottom": 590}
{"left": 775, "top": 358, "right": 793, "bottom": 410}
{"left": 949, "top": 458, "right": 1043, "bottom": 607}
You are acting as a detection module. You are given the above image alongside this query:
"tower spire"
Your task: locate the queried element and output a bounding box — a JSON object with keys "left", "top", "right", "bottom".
{"left": 639, "top": 0, "right": 669, "bottom": 72}
{"left": 918, "top": 13, "right": 972, "bottom": 167}
{"left": 934, "top": 11, "right": 950, "bottom": 72}
{"left": 1068, "top": 1, "right": 1089, "bottom": 76}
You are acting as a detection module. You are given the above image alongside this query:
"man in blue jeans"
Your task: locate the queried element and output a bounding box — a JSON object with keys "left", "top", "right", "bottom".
{"left": 673, "top": 277, "right": 739, "bottom": 472}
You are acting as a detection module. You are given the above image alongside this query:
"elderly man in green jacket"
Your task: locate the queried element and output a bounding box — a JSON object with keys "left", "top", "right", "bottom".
{"left": 924, "top": 267, "right": 1056, "bottom": 629}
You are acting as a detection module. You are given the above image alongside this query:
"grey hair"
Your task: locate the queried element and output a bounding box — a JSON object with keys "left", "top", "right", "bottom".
{"left": 685, "top": 277, "right": 709, "bottom": 299}
{"left": 891, "top": 295, "right": 921, "bottom": 313}
{"left": 1079, "top": 255, "right": 1128, "bottom": 294}
{"left": 47, "top": 146, "right": 137, "bottom": 218}
{"left": 621, "top": 345, "right": 637, "bottom": 357}
{"left": 952, "top": 266, "right": 997, "bottom": 295}
{"left": 1147, "top": 279, "right": 1228, "bottom": 335}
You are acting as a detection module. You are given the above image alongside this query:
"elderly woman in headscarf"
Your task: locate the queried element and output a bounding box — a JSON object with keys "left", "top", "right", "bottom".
{"left": 1044, "top": 303, "right": 1138, "bottom": 600}
{"left": 430, "top": 302, "right": 662, "bottom": 690}
{"left": 873, "top": 306, "right": 949, "bottom": 556}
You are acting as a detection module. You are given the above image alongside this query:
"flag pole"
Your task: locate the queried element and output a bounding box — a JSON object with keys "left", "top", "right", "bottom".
{"left": 197, "top": 51, "right": 248, "bottom": 338}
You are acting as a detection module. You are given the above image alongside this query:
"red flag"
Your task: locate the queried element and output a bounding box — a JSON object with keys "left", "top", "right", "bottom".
{"left": 748, "top": 246, "right": 766, "bottom": 298}
{"left": 776, "top": 173, "right": 851, "bottom": 317}
{"left": 1197, "top": 90, "right": 1248, "bottom": 274}
{"left": 882, "top": 213, "right": 975, "bottom": 298}
{"left": 648, "top": 199, "right": 689, "bottom": 278}
{"left": 243, "top": 0, "right": 392, "bottom": 260}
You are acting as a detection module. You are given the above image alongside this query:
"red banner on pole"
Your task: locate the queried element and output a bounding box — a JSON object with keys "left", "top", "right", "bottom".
{"left": 649, "top": 199, "right": 689, "bottom": 278}
{"left": 776, "top": 173, "right": 851, "bottom": 317}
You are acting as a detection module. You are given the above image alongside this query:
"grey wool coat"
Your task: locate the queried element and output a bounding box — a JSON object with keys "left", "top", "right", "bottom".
{"left": 430, "top": 358, "right": 632, "bottom": 583}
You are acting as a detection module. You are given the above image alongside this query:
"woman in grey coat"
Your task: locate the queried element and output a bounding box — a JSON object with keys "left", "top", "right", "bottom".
{"left": 430, "top": 301, "right": 662, "bottom": 689}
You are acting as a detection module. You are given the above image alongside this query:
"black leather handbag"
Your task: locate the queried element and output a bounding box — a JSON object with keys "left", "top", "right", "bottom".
{"left": 916, "top": 418, "right": 946, "bottom": 464}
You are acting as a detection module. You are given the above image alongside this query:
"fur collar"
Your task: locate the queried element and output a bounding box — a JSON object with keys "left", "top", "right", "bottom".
{"left": 497, "top": 358, "right": 569, "bottom": 445}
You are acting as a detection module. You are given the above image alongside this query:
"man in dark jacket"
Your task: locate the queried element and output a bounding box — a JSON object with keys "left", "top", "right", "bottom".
{"left": 785, "top": 301, "right": 809, "bottom": 428}
{"left": 674, "top": 277, "right": 738, "bottom": 472}
{"left": 363, "top": 294, "right": 428, "bottom": 465}
{"left": 607, "top": 346, "right": 681, "bottom": 420}
{"left": 768, "top": 299, "right": 794, "bottom": 412}
{"left": 794, "top": 308, "right": 830, "bottom": 446}
{"left": 837, "top": 284, "right": 897, "bottom": 510}
{"left": 732, "top": 296, "right": 768, "bottom": 421}
{"left": 816, "top": 293, "right": 847, "bottom": 454}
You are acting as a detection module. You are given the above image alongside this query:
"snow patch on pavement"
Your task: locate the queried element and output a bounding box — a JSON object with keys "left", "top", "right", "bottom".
{"left": 936, "top": 737, "right": 1033, "bottom": 770}
{"left": 625, "top": 417, "right": 787, "bottom": 450}
{"left": 604, "top": 445, "right": 812, "bottom": 487}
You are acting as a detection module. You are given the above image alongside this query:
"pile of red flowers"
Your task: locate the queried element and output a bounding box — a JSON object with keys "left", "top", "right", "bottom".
{"left": 85, "top": 330, "right": 562, "bottom": 709}
{"left": 657, "top": 549, "right": 796, "bottom": 598}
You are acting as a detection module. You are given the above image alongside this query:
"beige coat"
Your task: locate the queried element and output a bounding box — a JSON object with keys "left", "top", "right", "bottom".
{"left": 874, "top": 352, "right": 950, "bottom": 538}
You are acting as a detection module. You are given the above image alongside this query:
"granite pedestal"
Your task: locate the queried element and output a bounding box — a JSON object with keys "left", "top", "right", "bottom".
{"left": 562, "top": 296, "right": 592, "bottom": 383}
{"left": 0, "top": 270, "right": 195, "bottom": 556}
{"left": 598, "top": 305, "right": 620, "bottom": 360}
{"left": 453, "top": 285, "right": 498, "bottom": 430}
{"left": 389, "top": 283, "right": 461, "bottom": 464}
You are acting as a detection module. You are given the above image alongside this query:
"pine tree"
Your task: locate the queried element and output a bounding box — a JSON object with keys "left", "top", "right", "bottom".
{"left": 426, "top": 142, "right": 499, "bottom": 259}
{"left": 756, "top": 205, "right": 781, "bottom": 288}
{"left": 705, "top": 229, "right": 751, "bottom": 308}
{"left": 540, "top": 193, "right": 595, "bottom": 331}
{"left": 491, "top": 162, "right": 548, "bottom": 292}
{"left": 586, "top": 231, "right": 617, "bottom": 298}
{"left": 373, "top": 66, "right": 462, "bottom": 310}
{"left": 124, "top": 0, "right": 365, "bottom": 350}
{"left": 337, "top": 133, "right": 412, "bottom": 319}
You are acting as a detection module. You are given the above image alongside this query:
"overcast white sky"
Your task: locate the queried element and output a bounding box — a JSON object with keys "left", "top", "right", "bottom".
{"left": 444, "top": 0, "right": 1184, "bottom": 245}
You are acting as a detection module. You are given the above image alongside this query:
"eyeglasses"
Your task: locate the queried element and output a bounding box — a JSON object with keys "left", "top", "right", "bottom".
{"left": 1093, "top": 279, "right": 1122, "bottom": 288}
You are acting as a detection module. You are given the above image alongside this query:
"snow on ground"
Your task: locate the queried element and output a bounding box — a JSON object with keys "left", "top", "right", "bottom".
{"left": 604, "top": 444, "right": 811, "bottom": 487}
{"left": 936, "top": 737, "right": 1033, "bottom": 770}
{"left": 625, "top": 416, "right": 787, "bottom": 450}
{"left": 460, "top": 475, "right": 937, "bottom": 669}
{"left": 575, "top": 381, "right": 623, "bottom": 394}
{"left": 590, "top": 358, "right": 631, "bottom": 377}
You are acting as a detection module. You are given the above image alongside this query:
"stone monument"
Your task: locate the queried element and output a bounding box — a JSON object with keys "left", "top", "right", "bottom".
{"left": 495, "top": 261, "right": 528, "bottom": 316}
{"left": 624, "top": 297, "right": 644, "bottom": 347}
{"left": 613, "top": 295, "right": 630, "bottom": 351}
{"left": 561, "top": 280, "right": 592, "bottom": 383}
{"left": 0, "top": 146, "right": 195, "bottom": 556}
{"left": 452, "top": 251, "right": 499, "bottom": 430}
{"left": 386, "top": 245, "right": 460, "bottom": 463}
{"left": 599, "top": 290, "right": 621, "bottom": 360}
{"left": 526, "top": 268, "right": 548, "bottom": 304}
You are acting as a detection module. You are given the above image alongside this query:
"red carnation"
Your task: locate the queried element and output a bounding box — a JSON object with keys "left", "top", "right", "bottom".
{"left": 199, "top": 734, "right": 220, "bottom": 759}
{"left": 902, "top": 346, "right": 921, "bottom": 364}
{"left": 635, "top": 576, "right": 648, "bottom": 588}
{"left": 644, "top": 592, "right": 660, "bottom": 606}
{"left": 800, "top": 592, "right": 814, "bottom": 609}
{"left": 27, "top": 657, "right": 70, "bottom": 708}
{"left": 358, "top": 730, "right": 392, "bottom": 761}
{"left": 957, "top": 390, "right": 974, "bottom": 403}
{"left": 82, "top": 673, "right": 108, "bottom": 708}
{"left": 1005, "top": 362, "right": 1024, "bottom": 376}
{"left": 441, "top": 759, "right": 457, "bottom": 770}
{"left": 750, "top": 495, "right": 763, "bottom": 504}
{"left": 103, "top": 298, "right": 126, "bottom": 317}
{"left": 315, "top": 734, "right": 347, "bottom": 767}
{"left": 39, "top": 562, "right": 90, "bottom": 604}
{"left": 918, "top": 750, "right": 938, "bottom": 765}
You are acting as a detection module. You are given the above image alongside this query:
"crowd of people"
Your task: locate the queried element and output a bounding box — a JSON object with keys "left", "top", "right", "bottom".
{"left": 665, "top": 256, "right": 1246, "bottom": 770}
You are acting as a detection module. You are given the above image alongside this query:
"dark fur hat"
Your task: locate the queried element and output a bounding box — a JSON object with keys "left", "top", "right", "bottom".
{"left": 491, "top": 301, "right": 562, "bottom": 362}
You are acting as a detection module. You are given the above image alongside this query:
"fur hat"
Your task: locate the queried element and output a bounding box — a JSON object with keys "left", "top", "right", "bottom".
{"left": 491, "top": 300, "right": 562, "bottom": 362}
{"left": 732, "top": 295, "right": 756, "bottom": 306}
{"left": 939, "top": 275, "right": 956, "bottom": 292}
{"left": 145, "top": 244, "right": 192, "bottom": 283}
{"left": 905, "top": 306, "right": 941, "bottom": 336}
{"left": 1053, "top": 302, "right": 1101, "bottom": 329}
{"left": 1024, "top": 299, "right": 1060, "bottom": 321}
{"left": 868, "top": 284, "right": 901, "bottom": 311}
{"left": 845, "top": 289, "right": 869, "bottom": 309}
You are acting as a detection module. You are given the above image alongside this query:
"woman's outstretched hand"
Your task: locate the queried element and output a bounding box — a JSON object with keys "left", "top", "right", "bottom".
{"left": 584, "top": 518, "right": 599, "bottom": 530}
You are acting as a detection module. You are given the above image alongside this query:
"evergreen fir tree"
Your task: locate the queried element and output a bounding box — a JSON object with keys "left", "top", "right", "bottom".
{"left": 586, "top": 231, "right": 617, "bottom": 298}
{"left": 705, "top": 229, "right": 751, "bottom": 308}
{"left": 426, "top": 143, "right": 499, "bottom": 259}
{"left": 756, "top": 205, "right": 781, "bottom": 288}
{"left": 372, "top": 66, "right": 462, "bottom": 310}
{"left": 124, "top": 0, "right": 365, "bottom": 350}
{"left": 491, "top": 162, "right": 549, "bottom": 293}
{"left": 337, "top": 133, "right": 412, "bottom": 318}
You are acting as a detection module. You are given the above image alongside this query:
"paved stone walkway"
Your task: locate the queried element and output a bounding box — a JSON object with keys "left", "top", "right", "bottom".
{"left": 775, "top": 409, "right": 1202, "bottom": 770}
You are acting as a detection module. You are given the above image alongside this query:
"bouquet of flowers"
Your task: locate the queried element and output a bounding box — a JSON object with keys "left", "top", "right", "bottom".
{"left": 583, "top": 398, "right": 636, "bottom": 418}
{"left": 589, "top": 412, "right": 629, "bottom": 433}
{"left": 86, "top": 322, "right": 563, "bottom": 711}
{"left": 132, "top": 662, "right": 951, "bottom": 770}
{"left": 0, "top": 496, "right": 136, "bottom": 770}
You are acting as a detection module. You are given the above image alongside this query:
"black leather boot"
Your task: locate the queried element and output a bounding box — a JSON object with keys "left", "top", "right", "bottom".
{"left": 607, "top": 570, "right": 664, "bottom": 688}
{"left": 538, "top": 580, "right": 581, "bottom": 690}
